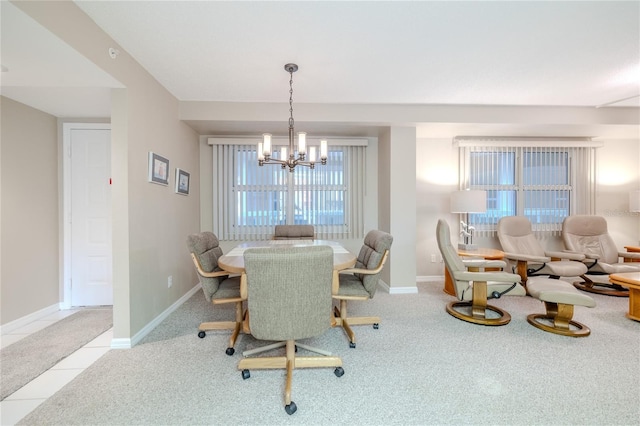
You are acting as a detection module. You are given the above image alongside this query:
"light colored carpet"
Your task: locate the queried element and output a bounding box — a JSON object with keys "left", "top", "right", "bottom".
{"left": 18, "top": 283, "right": 640, "bottom": 425}
{"left": 1, "top": 308, "right": 113, "bottom": 400}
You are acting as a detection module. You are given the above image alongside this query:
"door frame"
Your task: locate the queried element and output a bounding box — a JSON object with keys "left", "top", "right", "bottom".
{"left": 62, "top": 122, "right": 112, "bottom": 309}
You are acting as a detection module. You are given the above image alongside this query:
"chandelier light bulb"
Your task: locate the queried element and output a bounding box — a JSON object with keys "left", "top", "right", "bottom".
{"left": 262, "top": 133, "right": 272, "bottom": 156}
{"left": 298, "top": 132, "right": 306, "bottom": 155}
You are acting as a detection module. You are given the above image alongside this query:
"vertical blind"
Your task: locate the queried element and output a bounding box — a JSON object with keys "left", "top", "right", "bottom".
{"left": 210, "top": 139, "right": 366, "bottom": 241}
{"left": 456, "top": 138, "right": 600, "bottom": 236}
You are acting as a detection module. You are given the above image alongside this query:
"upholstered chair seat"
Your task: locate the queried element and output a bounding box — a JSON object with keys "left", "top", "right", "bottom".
{"left": 238, "top": 245, "right": 343, "bottom": 415}
{"left": 186, "top": 232, "right": 245, "bottom": 355}
{"left": 333, "top": 229, "right": 393, "bottom": 348}
{"left": 497, "top": 216, "right": 588, "bottom": 287}
{"left": 562, "top": 215, "right": 640, "bottom": 296}
{"left": 437, "top": 219, "right": 525, "bottom": 326}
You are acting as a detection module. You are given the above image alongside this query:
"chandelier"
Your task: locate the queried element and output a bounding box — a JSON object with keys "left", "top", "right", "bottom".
{"left": 258, "top": 63, "right": 327, "bottom": 172}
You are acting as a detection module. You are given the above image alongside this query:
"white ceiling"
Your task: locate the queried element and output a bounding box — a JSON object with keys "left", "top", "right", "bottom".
{"left": 2, "top": 1, "right": 639, "bottom": 134}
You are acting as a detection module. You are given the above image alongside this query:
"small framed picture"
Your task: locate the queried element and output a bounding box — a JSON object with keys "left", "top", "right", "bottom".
{"left": 175, "top": 168, "right": 190, "bottom": 195}
{"left": 148, "top": 152, "right": 169, "bottom": 185}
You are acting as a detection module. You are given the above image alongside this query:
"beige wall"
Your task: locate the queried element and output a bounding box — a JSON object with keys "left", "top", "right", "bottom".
{"left": 5, "top": 1, "right": 640, "bottom": 340}
{"left": 415, "top": 137, "right": 640, "bottom": 278}
{"left": 14, "top": 1, "right": 201, "bottom": 342}
{"left": 1, "top": 97, "right": 59, "bottom": 323}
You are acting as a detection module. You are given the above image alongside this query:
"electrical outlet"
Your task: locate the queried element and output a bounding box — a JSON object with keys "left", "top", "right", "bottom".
{"left": 430, "top": 254, "right": 436, "bottom": 263}
{"left": 167, "top": 276, "right": 173, "bottom": 288}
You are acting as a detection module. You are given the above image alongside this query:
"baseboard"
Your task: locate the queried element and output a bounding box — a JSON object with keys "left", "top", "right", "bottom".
{"left": 110, "top": 284, "right": 201, "bottom": 349}
{"left": 0, "top": 303, "right": 60, "bottom": 335}
{"left": 377, "top": 280, "right": 419, "bottom": 295}
{"left": 388, "top": 286, "right": 419, "bottom": 294}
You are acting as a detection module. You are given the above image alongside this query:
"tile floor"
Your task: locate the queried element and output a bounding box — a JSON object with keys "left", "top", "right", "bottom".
{"left": 0, "top": 310, "right": 113, "bottom": 426}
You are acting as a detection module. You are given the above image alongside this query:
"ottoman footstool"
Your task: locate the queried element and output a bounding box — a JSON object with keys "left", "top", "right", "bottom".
{"left": 526, "top": 277, "right": 596, "bottom": 337}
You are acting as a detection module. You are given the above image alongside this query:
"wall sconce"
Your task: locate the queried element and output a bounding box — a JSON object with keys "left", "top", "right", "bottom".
{"left": 451, "top": 190, "right": 487, "bottom": 250}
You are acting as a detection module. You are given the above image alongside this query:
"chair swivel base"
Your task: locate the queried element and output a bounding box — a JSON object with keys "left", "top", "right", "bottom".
{"left": 197, "top": 304, "right": 247, "bottom": 356}
{"left": 333, "top": 301, "right": 380, "bottom": 348}
{"left": 527, "top": 314, "right": 590, "bottom": 337}
{"left": 446, "top": 301, "right": 511, "bottom": 326}
{"left": 573, "top": 280, "right": 629, "bottom": 298}
{"left": 238, "top": 340, "right": 343, "bottom": 415}
{"left": 526, "top": 301, "right": 590, "bottom": 337}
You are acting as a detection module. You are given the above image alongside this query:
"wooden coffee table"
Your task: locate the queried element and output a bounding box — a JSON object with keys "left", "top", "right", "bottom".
{"left": 443, "top": 248, "right": 505, "bottom": 296}
{"left": 609, "top": 272, "right": 640, "bottom": 321}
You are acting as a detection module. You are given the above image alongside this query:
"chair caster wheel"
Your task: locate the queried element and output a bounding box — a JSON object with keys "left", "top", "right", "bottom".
{"left": 334, "top": 367, "right": 345, "bottom": 377}
{"left": 241, "top": 369, "right": 250, "bottom": 380}
{"left": 197, "top": 331, "right": 206, "bottom": 338}
{"left": 349, "top": 342, "right": 356, "bottom": 349}
{"left": 285, "top": 401, "right": 297, "bottom": 415}
{"left": 373, "top": 323, "right": 379, "bottom": 329}
{"left": 225, "top": 347, "right": 235, "bottom": 356}
{"left": 294, "top": 345, "right": 298, "bottom": 352}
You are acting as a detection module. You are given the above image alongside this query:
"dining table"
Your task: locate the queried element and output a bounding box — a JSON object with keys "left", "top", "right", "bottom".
{"left": 218, "top": 239, "right": 357, "bottom": 275}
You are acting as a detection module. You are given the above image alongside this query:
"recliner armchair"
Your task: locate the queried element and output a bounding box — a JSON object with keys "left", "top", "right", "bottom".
{"left": 186, "top": 232, "right": 245, "bottom": 356}
{"left": 333, "top": 230, "right": 393, "bottom": 348}
{"left": 497, "top": 216, "right": 588, "bottom": 288}
{"left": 437, "top": 219, "right": 526, "bottom": 326}
{"left": 562, "top": 215, "right": 640, "bottom": 296}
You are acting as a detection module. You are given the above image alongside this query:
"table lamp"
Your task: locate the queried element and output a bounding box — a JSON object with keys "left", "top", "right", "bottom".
{"left": 630, "top": 190, "right": 640, "bottom": 212}
{"left": 451, "top": 190, "right": 487, "bottom": 250}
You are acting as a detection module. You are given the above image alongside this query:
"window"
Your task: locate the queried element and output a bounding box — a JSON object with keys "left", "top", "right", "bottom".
{"left": 210, "top": 138, "right": 367, "bottom": 240}
{"left": 456, "top": 138, "right": 599, "bottom": 235}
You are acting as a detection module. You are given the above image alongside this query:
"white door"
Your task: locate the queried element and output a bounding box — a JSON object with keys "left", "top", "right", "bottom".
{"left": 70, "top": 127, "right": 113, "bottom": 306}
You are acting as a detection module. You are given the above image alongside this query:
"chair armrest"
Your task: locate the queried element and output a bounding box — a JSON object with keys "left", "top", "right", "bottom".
{"left": 546, "top": 250, "right": 585, "bottom": 261}
{"left": 462, "top": 259, "right": 507, "bottom": 270}
{"left": 581, "top": 253, "right": 600, "bottom": 260}
{"left": 240, "top": 273, "right": 248, "bottom": 300}
{"left": 339, "top": 267, "right": 375, "bottom": 275}
{"left": 503, "top": 252, "right": 550, "bottom": 263}
{"left": 190, "top": 253, "right": 231, "bottom": 278}
{"left": 453, "top": 270, "right": 521, "bottom": 283}
{"left": 338, "top": 250, "right": 389, "bottom": 276}
{"left": 619, "top": 251, "right": 640, "bottom": 260}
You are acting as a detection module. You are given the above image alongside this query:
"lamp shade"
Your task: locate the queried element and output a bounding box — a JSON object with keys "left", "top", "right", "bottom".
{"left": 630, "top": 190, "right": 640, "bottom": 212}
{"left": 451, "top": 190, "right": 487, "bottom": 213}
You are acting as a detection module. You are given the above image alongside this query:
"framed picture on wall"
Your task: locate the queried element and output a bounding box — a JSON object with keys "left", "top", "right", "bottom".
{"left": 175, "top": 168, "right": 190, "bottom": 195}
{"left": 148, "top": 152, "right": 169, "bottom": 185}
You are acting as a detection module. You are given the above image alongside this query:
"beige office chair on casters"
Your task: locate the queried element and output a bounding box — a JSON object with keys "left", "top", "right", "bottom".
{"left": 437, "top": 219, "right": 525, "bottom": 325}
{"left": 562, "top": 215, "right": 640, "bottom": 297}
{"left": 239, "top": 246, "right": 344, "bottom": 415}
{"left": 333, "top": 230, "right": 393, "bottom": 348}
{"left": 186, "top": 232, "right": 245, "bottom": 356}
{"left": 273, "top": 225, "right": 315, "bottom": 240}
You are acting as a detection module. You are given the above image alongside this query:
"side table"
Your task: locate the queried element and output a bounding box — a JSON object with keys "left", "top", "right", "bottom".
{"left": 623, "top": 246, "right": 640, "bottom": 262}
{"left": 609, "top": 272, "right": 640, "bottom": 321}
{"left": 443, "top": 248, "right": 505, "bottom": 296}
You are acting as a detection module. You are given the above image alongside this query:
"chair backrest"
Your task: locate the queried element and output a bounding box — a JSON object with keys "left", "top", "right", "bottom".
{"left": 273, "top": 225, "right": 315, "bottom": 240}
{"left": 353, "top": 230, "right": 394, "bottom": 297}
{"left": 497, "top": 216, "right": 546, "bottom": 257}
{"left": 562, "top": 215, "right": 620, "bottom": 264}
{"left": 186, "top": 232, "right": 225, "bottom": 301}
{"left": 436, "top": 219, "right": 469, "bottom": 298}
{"left": 243, "top": 245, "right": 334, "bottom": 341}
